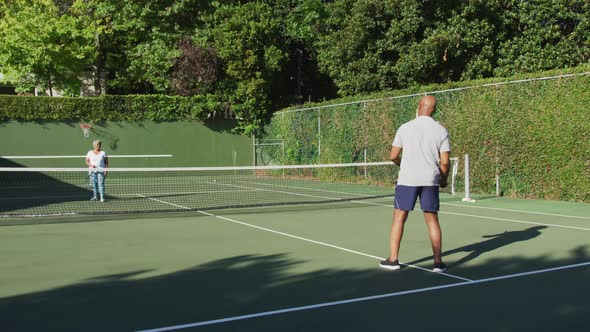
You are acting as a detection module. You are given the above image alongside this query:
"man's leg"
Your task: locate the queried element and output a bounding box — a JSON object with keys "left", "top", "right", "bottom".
{"left": 388, "top": 209, "right": 409, "bottom": 261}
{"left": 381, "top": 185, "right": 418, "bottom": 270}
{"left": 419, "top": 186, "right": 446, "bottom": 271}
{"left": 423, "top": 212, "right": 443, "bottom": 264}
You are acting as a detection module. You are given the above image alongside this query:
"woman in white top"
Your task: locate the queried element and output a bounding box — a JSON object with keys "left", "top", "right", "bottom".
{"left": 85, "top": 140, "right": 109, "bottom": 202}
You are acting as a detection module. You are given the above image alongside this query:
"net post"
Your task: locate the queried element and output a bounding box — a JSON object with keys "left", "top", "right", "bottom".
{"left": 252, "top": 134, "right": 256, "bottom": 167}
{"left": 495, "top": 144, "right": 500, "bottom": 196}
{"left": 363, "top": 148, "right": 367, "bottom": 179}
{"left": 450, "top": 157, "right": 459, "bottom": 196}
{"left": 317, "top": 110, "right": 321, "bottom": 158}
{"left": 462, "top": 154, "right": 476, "bottom": 202}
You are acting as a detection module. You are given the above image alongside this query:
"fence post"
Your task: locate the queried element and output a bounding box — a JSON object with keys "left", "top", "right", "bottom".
{"left": 462, "top": 154, "right": 476, "bottom": 202}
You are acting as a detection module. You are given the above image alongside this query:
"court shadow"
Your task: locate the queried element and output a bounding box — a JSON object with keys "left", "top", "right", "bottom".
{"left": 0, "top": 247, "right": 588, "bottom": 332}
{"left": 0, "top": 158, "right": 94, "bottom": 216}
{"left": 407, "top": 225, "right": 548, "bottom": 268}
{"left": 88, "top": 127, "right": 120, "bottom": 150}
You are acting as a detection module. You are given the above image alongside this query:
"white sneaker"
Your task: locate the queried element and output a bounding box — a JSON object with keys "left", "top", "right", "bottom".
{"left": 90, "top": 197, "right": 97, "bottom": 201}
{"left": 433, "top": 262, "right": 447, "bottom": 273}
{"left": 100, "top": 198, "right": 105, "bottom": 202}
{"left": 379, "top": 259, "right": 401, "bottom": 271}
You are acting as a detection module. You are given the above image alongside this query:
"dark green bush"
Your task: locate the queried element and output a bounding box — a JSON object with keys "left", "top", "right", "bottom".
{"left": 263, "top": 67, "right": 590, "bottom": 202}
{"left": 0, "top": 95, "right": 222, "bottom": 122}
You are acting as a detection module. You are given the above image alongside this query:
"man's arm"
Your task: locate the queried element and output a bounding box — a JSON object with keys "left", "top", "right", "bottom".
{"left": 439, "top": 151, "right": 450, "bottom": 188}
{"left": 389, "top": 146, "right": 402, "bottom": 166}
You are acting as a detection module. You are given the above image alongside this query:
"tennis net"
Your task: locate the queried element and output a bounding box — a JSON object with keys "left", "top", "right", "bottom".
{"left": 0, "top": 162, "right": 398, "bottom": 217}
{"left": 0, "top": 160, "right": 462, "bottom": 217}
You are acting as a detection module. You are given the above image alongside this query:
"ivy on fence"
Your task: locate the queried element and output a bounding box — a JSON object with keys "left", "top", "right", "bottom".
{"left": 262, "top": 69, "right": 590, "bottom": 202}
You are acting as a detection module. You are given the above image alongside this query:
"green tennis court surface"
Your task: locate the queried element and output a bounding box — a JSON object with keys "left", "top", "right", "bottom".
{"left": 1, "top": 195, "right": 589, "bottom": 331}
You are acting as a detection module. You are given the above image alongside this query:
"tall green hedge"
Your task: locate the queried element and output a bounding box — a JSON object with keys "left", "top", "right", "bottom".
{"left": 261, "top": 68, "right": 590, "bottom": 202}
{"left": 0, "top": 95, "right": 222, "bottom": 122}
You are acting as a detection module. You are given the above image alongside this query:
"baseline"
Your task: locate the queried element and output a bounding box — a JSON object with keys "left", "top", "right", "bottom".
{"left": 359, "top": 200, "right": 590, "bottom": 232}
{"left": 441, "top": 202, "right": 590, "bottom": 220}
{"left": 135, "top": 261, "right": 590, "bottom": 332}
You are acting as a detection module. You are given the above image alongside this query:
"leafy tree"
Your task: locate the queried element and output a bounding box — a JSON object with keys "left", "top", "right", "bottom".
{"left": 314, "top": 0, "right": 589, "bottom": 96}
{"left": 495, "top": 0, "right": 590, "bottom": 76}
{"left": 0, "top": 0, "right": 95, "bottom": 95}
{"left": 315, "top": 0, "right": 502, "bottom": 95}
{"left": 171, "top": 39, "right": 220, "bottom": 96}
{"left": 74, "top": 0, "right": 210, "bottom": 94}
{"left": 394, "top": 0, "right": 501, "bottom": 86}
{"left": 196, "top": 1, "right": 288, "bottom": 133}
{"left": 315, "top": 0, "right": 423, "bottom": 95}
{"left": 281, "top": 0, "right": 326, "bottom": 44}
{"left": 273, "top": 0, "right": 335, "bottom": 105}
{"left": 3, "top": 0, "right": 589, "bottom": 134}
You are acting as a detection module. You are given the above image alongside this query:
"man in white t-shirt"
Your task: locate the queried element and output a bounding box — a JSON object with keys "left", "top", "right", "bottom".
{"left": 85, "top": 140, "right": 109, "bottom": 202}
{"left": 379, "top": 95, "right": 451, "bottom": 273}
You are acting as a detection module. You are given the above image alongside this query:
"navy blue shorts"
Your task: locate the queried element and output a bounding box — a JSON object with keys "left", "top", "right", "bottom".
{"left": 394, "top": 185, "right": 440, "bottom": 212}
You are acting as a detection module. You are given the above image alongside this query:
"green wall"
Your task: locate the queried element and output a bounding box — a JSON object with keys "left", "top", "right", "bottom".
{"left": 0, "top": 120, "right": 253, "bottom": 167}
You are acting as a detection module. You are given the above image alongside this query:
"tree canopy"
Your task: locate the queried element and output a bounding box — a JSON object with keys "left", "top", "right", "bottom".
{"left": 1, "top": 0, "right": 588, "bottom": 132}
{"left": 0, "top": 0, "right": 95, "bottom": 95}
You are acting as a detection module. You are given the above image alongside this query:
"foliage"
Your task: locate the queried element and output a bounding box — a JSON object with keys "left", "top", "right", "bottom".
{"left": 261, "top": 67, "right": 590, "bottom": 202}
{"left": 195, "top": 1, "right": 288, "bottom": 134}
{"left": 1, "top": 0, "right": 589, "bottom": 134}
{"left": 0, "top": 94, "right": 220, "bottom": 122}
{"left": 171, "top": 39, "right": 220, "bottom": 96}
{"left": 494, "top": 0, "right": 590, "bottom": 75}
{"left": 281, "top": 0, "right": 327, "bottom": 44}
{"left": 72, "top": 0, "right": 209, "bottom": 94}
{"left": 314, "top": 0, "right": 590, "bottom": 96}
{"left": 0, "top": 0, "right": 96, "bottom": 95}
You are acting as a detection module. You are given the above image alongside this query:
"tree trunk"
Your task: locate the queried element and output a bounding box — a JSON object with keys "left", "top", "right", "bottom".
{"left": 94, "top": 31, "right": 104, "bottom": 96}
{"left": 47, "top": 73, "right": 53, "bottom": 97}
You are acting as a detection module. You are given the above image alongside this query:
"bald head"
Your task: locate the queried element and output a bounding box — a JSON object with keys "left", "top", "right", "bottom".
{"left": 417, "top": 95, "right": 437, "bottom": 117}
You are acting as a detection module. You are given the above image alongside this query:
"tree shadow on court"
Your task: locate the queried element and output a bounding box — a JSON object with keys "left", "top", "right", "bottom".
{"left": 407, "top": 225, "right": 548, "bottom": 268}
{"left": 0, "top": 158, "right": 95, "bottom": 216}
{"left": 1, "top": 244, "right": 589, "bottom": 332}
{"left": 87, "top": 127, "right": 120, "bottom": 150}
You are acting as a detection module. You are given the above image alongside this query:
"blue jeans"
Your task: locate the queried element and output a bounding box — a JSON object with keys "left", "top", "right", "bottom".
{"left": 89, "top": 172, "right": 105, "bottom": 199}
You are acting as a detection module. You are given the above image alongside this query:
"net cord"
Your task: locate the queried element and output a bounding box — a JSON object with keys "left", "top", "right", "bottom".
{"left": 0, "top": 161, "right": 395, "bottom": 172}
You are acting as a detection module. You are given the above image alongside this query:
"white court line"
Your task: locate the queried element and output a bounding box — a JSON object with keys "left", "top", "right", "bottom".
{"left": 197, "top": 210, "right": 471, "bottom": 282}
{"left": 135, "top": 194, "right": 191, "bottom": 210}
{"left": 237, "top": 180, "right": 389, "bottom": 198}
{"left": 243, "top": 179, "right": 590, "bottom": 221}
{"left": 134, "top": 192, "right": 469, "bottom": 281}
{"left": 201, "top": 180, "right": 590, "bottom": 232}
{"left": 442, "top": 202, "right": 590, "bottom": 220}
{"left": 2, "top": 154, "right": 173, "bottom": 159}
{"left": 131, "top": 194, "right": 589, "bottom": 331}
{"left": 442, "top": 211, "right": 590, "bottom": 231}
{"left": 214, "top": 182, "right": 370, "bottom": 203}
{"left": 136, "top": 261, "right": 590, "bottom": 332}
{"left": 356, "top": 200, "right": 590, "bottom": 232}
{"left": 0, "top": 189, "right": 258, "bottom": 201}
